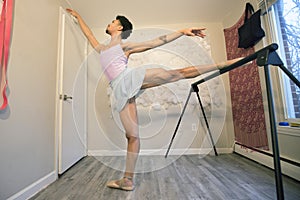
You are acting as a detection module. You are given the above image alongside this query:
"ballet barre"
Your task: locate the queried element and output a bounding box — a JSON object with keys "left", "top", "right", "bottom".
{"left": 165, "top": 43, "right": 300, "bottom": 200}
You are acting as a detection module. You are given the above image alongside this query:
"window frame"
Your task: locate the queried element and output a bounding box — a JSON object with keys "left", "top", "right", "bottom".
{"left": 261, "top": 0, "right": 300, "bottom": 122}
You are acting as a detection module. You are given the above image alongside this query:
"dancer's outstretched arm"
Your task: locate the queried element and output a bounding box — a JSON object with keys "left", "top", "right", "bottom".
{"left": 66, "top": 9, "right": 105, "bottom": 52}
{"left": 123, "top": 28, "right": 206, "bottom": 56}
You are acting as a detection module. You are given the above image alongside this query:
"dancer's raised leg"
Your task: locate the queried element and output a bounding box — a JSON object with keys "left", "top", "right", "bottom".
{"left": 142, "top": 58, "right": 243, "bottom": 89}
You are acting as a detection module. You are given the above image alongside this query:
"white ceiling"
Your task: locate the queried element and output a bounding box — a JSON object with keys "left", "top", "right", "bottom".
{"left": 64, "top": 0, "right": 247, "bottom": 28}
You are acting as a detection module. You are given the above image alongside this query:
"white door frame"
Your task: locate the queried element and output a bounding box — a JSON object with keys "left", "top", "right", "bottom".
{"left": 54, "top": 7, "right": 88, "bottom": 176}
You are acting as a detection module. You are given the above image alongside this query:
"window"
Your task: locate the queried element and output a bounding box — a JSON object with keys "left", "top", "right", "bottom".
{"left": 263, "top": 0, "right": 300, "bottom": 119}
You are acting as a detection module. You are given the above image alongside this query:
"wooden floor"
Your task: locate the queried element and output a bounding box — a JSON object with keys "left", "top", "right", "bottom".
{"left": 31, "top": 153, "right": 300, "bottom": 200}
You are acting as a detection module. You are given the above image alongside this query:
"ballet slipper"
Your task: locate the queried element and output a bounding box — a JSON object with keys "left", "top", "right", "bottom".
{"left": 106, "top": 177, "right": 135, "bottom": 191}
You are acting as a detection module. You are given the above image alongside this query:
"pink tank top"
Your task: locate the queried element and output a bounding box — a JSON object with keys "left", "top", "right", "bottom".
{"left": 99, "top": 44, "right": 128, "bottom": 81}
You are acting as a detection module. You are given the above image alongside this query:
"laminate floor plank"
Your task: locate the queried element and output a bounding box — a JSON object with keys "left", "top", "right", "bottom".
{"left": 30, "top": 154, "right": 300, "bottom": 200}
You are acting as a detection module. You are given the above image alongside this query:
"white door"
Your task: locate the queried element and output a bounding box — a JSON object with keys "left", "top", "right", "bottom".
{"left": 56, "top": 7, "right": 87, "bottom": 174}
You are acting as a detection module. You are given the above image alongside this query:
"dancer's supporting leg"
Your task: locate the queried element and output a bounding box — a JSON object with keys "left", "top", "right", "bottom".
{"left": 142, "top": 58, "right": 242, "bottom": 89}
{"left": 107, "top": 97, "right": 139, "bottom": 191}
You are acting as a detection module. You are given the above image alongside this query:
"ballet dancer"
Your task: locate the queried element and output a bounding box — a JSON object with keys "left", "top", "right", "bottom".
{"left": 66, "top": 8, "right": 241, "bottom": 191}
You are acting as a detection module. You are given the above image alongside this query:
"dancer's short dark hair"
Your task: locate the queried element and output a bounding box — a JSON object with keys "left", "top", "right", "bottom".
{"left": 116, "top": 15, "right": 133, "bottom": 39}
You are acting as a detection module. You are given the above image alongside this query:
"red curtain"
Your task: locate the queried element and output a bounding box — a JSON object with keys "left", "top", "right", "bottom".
{"left": 223, "top": 14, "right": 269, "bottom": 149}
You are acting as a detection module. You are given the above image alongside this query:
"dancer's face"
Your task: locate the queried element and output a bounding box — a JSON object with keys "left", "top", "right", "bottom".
{"left": 105, "top": 19, "right": 123, "bottom": 35}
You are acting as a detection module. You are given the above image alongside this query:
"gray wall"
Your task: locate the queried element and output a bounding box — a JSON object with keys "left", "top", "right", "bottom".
{"left": 0, "top": 0, "right": 60, "bottom": 199}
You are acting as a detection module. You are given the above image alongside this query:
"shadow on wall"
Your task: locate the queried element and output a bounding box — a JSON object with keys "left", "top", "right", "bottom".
{"left": 0, "top": 106, "right": 11, "bottom": 119}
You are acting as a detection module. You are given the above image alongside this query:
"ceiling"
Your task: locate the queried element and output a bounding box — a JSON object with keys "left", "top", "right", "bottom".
{"left": 64, "top": 0, "right": 247, "bottom": 28}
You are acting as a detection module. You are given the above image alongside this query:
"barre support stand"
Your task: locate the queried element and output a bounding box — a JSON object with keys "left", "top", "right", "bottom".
{"left": 191, "top": 84, "right": 218, "bottom": 156}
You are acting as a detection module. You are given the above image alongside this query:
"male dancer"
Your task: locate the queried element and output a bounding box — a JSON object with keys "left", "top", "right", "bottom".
{"left": 67, "top": 8, "right": 240, "bottom": 191}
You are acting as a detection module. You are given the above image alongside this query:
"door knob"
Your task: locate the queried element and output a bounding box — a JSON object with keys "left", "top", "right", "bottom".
{"left": 60, "top": 94, "right": 73, "bottom": 101}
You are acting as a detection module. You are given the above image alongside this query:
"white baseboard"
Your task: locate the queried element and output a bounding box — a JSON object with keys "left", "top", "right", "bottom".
{"left": 234, "top": 143, "right": 300, "bottom": 181}
{"left": 88, "top": 148, "right": 233, "bottom": 157}
{"left": 7, "top": 171, "right": 57, "bottom": 200}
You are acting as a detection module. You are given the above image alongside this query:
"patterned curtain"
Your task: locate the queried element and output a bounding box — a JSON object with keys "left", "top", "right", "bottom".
{"left": 223, "top": 14, "right": 269, "bottom": 149}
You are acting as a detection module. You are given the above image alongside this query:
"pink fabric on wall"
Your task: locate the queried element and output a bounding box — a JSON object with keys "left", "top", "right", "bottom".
{"left": 0, "top": 0, "right": 13, "bottom": 111}
{"left": 224, "top": 14, "right": 269, "bottom": 149}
